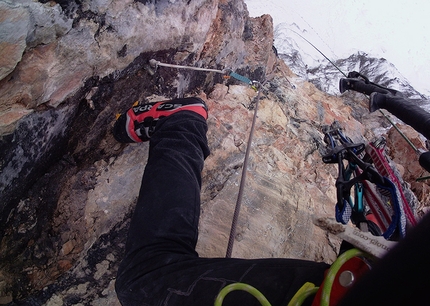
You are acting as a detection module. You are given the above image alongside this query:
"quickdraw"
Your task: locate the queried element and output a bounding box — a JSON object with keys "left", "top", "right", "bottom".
{"left": 321, "top": 122, "right": 409, "bottom": 240}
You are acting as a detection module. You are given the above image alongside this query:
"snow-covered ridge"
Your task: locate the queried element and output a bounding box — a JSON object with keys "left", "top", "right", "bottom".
{"left": 245, "top": 0, "right": 430, "bottom": 99}
{"left": 274, "top": 23, "right": 427, "bottom": 100}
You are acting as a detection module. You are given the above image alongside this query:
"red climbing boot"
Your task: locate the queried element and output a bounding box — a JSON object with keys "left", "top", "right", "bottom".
{"left": 113, "top": 97, "right": 208, "bottom": 143}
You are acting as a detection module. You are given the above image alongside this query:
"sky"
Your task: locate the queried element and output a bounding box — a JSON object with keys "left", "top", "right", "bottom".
{"left": 244, "top": 0, "right": 430, "bottom": 95}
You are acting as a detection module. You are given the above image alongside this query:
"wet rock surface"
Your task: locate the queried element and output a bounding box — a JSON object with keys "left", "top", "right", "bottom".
{"left": 0, "top": 0, "right": 427, "bottom": 304}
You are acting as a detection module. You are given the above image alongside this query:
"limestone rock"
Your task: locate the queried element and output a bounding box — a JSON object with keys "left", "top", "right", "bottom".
{"left": 0, "top": 0, "right": 421, "bottom": 304}
{"left": 0, "top": 0, "right": 218, "bottom": 113}
{"left": 385, "top": 124, "right": 430, "bottom": 215}
{"left": 0, "top": 1, "right": 29, "bottom": 81}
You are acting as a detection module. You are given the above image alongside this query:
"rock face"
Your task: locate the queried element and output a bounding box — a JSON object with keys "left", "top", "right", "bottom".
{"left": 196, "top": 77, "right": 364, "bottom": 261}
{"left": 385, "top": 124, "right": 430, "bottom": 215}
{"left": 0, "top": 0, "right": 426, "bottom": 304}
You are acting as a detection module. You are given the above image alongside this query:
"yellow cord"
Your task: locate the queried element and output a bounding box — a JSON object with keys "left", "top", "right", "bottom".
{"left": 287, "top": 282, "right": 318, "bottom": 306}
{"left": 214, "top": 283, "right": 272, "bottom": 306}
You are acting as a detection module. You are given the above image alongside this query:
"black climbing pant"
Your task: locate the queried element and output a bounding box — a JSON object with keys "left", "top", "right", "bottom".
{"left": 115, "top": 110, "right": 329, "bottom": 305}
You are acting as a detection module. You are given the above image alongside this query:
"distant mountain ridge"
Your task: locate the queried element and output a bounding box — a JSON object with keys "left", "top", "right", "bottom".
{"left": 274, "top": 23, "right": 427, "bottom": 100}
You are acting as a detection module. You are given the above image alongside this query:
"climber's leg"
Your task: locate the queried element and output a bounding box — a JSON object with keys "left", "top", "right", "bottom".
{"left": 115, "top": 101, "right": 328, "bottom": 306}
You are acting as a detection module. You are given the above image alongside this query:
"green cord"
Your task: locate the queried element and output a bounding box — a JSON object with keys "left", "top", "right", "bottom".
{"left": 287, "top": 282, "right": 319, "bottom": 306}
{"left": 215, "top": 248, "right": 373, "bottom": 306}
{"left": 320, "top": 248, "right": 372, "bottom": 306}
{"left": 214, "top": 283, "right": 272, "bottom": 306}
{"left": 214, "top": 281, "right": 318, "bottom": 306}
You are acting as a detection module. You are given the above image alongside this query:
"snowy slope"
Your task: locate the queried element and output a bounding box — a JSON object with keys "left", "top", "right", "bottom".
{"left": 274, "top": 22, "right": 426, "bottom": 99}
{"left": 245, "top": 0, "right": 430, "bottom": 98}
{"left": 302, "top": 52, "right": 425, "bottom": 99}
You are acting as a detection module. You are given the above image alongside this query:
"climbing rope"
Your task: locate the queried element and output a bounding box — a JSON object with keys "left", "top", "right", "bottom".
{"left": 148, "top": 59, "right": 263, "bottom": 257}
{"left": 289, "top": 29, "right": 347, "bottom": 78}
{"left": 225, "top": 83, "right": 262, "bottom": 258}
{"left": 377, "top": 109, "right": 418, "bottom": 151}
